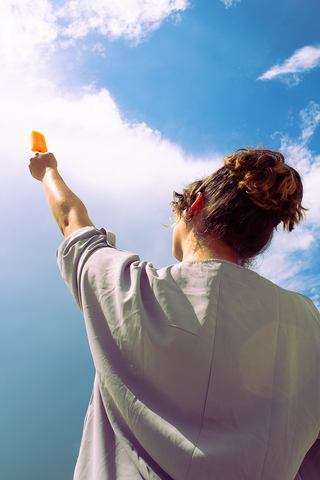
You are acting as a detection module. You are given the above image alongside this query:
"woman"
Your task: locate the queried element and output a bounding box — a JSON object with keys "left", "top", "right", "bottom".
{"left": 29, "top": 148, "right": 320, "bottom": 480}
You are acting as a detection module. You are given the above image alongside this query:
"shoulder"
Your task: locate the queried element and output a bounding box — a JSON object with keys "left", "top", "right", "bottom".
{"left": 57, "top": 227, "right": 139, "bottom": 306}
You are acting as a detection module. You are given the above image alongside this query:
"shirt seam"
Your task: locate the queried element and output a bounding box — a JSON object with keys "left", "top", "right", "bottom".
{"left": 185, "top": 262, "right": 223, "bottom": 480}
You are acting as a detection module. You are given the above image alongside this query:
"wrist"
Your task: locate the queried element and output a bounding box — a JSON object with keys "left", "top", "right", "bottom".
{"left": 41, "top": 166, "right": 60, "bottom": 183}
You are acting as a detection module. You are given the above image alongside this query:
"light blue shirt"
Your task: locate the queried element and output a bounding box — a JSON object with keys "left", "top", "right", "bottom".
{"left": 58, "top": 227, "right": 320, "bottom": 480}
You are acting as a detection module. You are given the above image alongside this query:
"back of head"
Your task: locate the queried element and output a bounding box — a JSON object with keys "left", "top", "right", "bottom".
{"left": 171, "top": 148, "right": 306, "bottom": 266}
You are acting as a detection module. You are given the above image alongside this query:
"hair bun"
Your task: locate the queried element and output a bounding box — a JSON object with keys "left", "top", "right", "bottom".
{"left": 224, "top": 148, "right": 306, "bottom": 231}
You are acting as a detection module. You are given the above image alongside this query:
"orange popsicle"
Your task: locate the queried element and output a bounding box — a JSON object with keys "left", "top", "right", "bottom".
{"left": 31, "top": 130, "right": 48, "bottom": 152}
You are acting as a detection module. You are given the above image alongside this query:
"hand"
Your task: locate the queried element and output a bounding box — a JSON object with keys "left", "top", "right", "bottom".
{"left": 29, "top": 152, "right": 58, "bottom": 182}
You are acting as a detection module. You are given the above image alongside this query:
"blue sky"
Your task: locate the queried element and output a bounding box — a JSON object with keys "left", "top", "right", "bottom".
{"left": 0, "top": 0, "right": 319, "bottom": 478}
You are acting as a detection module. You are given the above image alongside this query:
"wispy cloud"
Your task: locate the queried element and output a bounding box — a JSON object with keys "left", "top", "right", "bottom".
{"left": 58, "top": 0, "right": 189, "bottom": 41}
{"left": 299, "top": 101, "right": 320, "bottom": 142}
{"left": 279, "top": 102, "right": 320, "bottom": 178}
{"left": 220, "top": 0, "right": 241, "bottom": 8}
{"left": 254, "top": 101, "right": 320, "bottom": 306}
{"left": 0, "top": 0, "right": 189, "bottom": 67}
{"left": 257, "top": 45, "right": 320, "bottom": 86}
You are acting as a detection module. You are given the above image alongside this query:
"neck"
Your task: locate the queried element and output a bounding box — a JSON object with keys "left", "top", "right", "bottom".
{"left": 183, "top": 248, "right": 239, "bottom": 264}
{"left": 181, "top": 234, "right": 239, "bottom": 265}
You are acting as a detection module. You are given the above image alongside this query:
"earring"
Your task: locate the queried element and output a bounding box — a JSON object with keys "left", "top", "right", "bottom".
{"left": 185, "top": 216, "right": 192, "bottom": 222}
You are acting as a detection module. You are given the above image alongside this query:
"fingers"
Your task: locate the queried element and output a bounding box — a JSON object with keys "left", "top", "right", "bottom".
{"left": 29, "top": 152, "right": 55, "bottom": 166}
{"left": 28, "top": 152, "right": 58, "bottom": 181}
{"left": 30, "top": 151, "right": 43, "bottom": 160}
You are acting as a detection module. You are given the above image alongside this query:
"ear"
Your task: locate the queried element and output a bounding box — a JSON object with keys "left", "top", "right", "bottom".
{"left": 189, "top": 192, "right": 204, "bottom": 214}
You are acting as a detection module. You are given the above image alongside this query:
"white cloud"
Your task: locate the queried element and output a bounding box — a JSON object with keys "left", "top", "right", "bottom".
{"left": 254, "top": 229, "right": 314, "bottom": 281}
{"left": 0, "top": 0, "right": 189, "bottom": 68}
{"left": 58, "top": 0, "right": 189, "bottom": 41}
{"left": 257, "top": 45, "right": 320, "bottom": 85}
{"left": 220, "top": 0, "right": 241, "bottom": 8}
{"left": 0, "top": 0, "right": 58, "bottom": 67}
{"left": 28, "top": 85, "right": 218, "bottom": 199}
{"left": 0, "top": 70, "right": 221, "bottom": 230}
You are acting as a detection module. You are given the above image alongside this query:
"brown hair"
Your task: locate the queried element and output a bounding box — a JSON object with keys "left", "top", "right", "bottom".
{"left": 171, "top": 148, "right": 306, "bottom": 266}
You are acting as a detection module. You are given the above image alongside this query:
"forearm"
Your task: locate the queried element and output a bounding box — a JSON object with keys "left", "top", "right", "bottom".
{"left": 42, "top": 167, "right": 94, "bottom": 237}
{"left": 29, "top": 152, "right": 95, "bottom": 237}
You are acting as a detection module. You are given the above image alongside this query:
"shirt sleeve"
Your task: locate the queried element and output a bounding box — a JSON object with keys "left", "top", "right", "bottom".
{"left": 57, "top": 228, "right": 184, "bottom": 479}
{"left": 57, "top": 226, "right": 117, "bottom": 309}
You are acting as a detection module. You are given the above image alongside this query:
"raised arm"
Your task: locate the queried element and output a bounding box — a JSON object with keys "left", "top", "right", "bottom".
{"left": 29, "top": 152, "right": 95, "bottom": 238}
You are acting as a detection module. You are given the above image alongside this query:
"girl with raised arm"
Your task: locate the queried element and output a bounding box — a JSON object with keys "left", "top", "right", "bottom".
{"left": 29, "top": 148, "right": 320, "bottom": 480}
